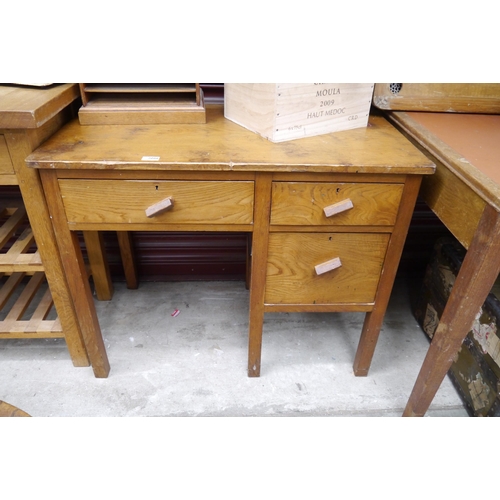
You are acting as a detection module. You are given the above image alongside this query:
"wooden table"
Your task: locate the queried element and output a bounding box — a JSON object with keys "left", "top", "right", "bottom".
{"left": 26, "top": 105, "right": 434, "bottom": 387}
{"left": 0, "top": 84, "right": 89, "bottom": 367}
{"left": 388, "top": 111, "right": 500, "bottom": 416}
{"left": 1, "top": 85, "right": 137, "bottom": 376}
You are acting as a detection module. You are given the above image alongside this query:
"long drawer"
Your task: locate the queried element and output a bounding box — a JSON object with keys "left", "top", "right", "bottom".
{"left": 270, "top": 182, "right": 404, "bottom": 226}
{"left": 59, "top": 179, "right": 255, "bottom": 225}
{"left": 265, "top": 232, "right": 390, "bottom": 304}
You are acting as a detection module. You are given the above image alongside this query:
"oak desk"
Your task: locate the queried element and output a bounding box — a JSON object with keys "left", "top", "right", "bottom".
{"left": 388, "top": 111, "right": 500, "bottom": 416}
{"left": 0, "top": 84, "right": 89, "bottom": 366}
{"left": 1, "top": 85, "right": 138, "bottom": 376}
{"left": 26, "top": 106, "right": 434, "bottom": 389}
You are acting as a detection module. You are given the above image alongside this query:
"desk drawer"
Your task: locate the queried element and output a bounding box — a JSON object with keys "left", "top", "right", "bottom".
{"left": 265, "top": 232, "right": 390, "bottom": 304}
{"left": 270, "top": 182, "right": 403, "bottom": 226}
{"left": 59, "top": 179, "right": 254, "bottom": 225}
{"left": 0, "top": 135, "right": 14, "bottom": 175}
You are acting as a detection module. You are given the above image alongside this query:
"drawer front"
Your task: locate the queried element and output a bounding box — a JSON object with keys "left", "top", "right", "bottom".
{"left": 0, "top": 134, "right": 15, "bottom": 175}
{"left": 59, "top": 179, "right": 254, "bottom": 225}
{"left": 270, "top": 182, "right": 404, "bottom": 226}
{"left": 265, "top": 232, "right": 390, "bottom": 304}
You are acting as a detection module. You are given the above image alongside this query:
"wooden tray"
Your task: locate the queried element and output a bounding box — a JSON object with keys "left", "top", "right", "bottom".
{"left": 78, "top": 83, "right": 206, "bottom": 125}
{"left": 373, "top": 83, "right": 500, "bottom": 113}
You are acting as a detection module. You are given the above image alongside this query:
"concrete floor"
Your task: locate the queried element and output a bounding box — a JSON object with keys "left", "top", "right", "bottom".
{"left": 0, "top": 277, "right": 468, "bottom": 417}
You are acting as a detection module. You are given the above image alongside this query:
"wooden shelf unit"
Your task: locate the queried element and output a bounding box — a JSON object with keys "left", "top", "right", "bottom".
{"left": 0, "top": 83, "right": 92, "bottom": 370}
{"left": 78, "top": 83, "right": 206, "bottom": 125}
{"left": 0, "top": 206, "right": 63, "bottom": 339}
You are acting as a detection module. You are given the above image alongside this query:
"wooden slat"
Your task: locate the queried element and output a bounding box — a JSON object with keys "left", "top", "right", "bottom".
{"left": 0, "top": 223, "right": 43, "bottom": 270}
{"left": 82, "top": 84, "right": 197, "bottom": 94}
{"left": 4, "top": 272, "right": 45, "bottom": 322}
{"left": 25, "top": 287, "right": 54, "bottom": 332}
{"left": 6, "top": 226, "right": 35, "bottom": 254}
{"left": 0, "top": 253, "right": 43, "bottom": 269}
{"left": 0, "top": 272, "right": 64, "bottom": 337}
{"left": 0, "top": 272, "right": 25, "bottom": 308}
{"left": 0, "top": 206, "right": 27, "bottom": 249}
{"left": 0, "top": 322, "right": 64, "bottom": 337}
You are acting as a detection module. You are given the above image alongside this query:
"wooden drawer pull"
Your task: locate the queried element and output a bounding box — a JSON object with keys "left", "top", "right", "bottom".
{"left": 323, "top": 198, "right": 353, "bottom": 218}
{"left": 145, "top": 197, "right": 174, "bottom": 217}
{"left": 315, "top": 257, "right": 342, "bottom": 275}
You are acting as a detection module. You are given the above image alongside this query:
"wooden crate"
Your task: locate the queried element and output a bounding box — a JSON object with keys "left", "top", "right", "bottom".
{"left": 78, "top": 83, "right": 206, "bottom": 125}
{"left": 373, "top": 83, "right": 500, "bottom": 113}
{"left": 224, "top": 83, "right": 374, "bottom": 142}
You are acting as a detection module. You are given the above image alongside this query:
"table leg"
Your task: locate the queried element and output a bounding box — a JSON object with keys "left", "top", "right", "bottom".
{"left": 85, "top": 231, "right": 138, "bottom": 299}
{"left": 40, "top": 170, "right": 110, "bottom": 378}
{"left": 403, "top": 204, "right": 500, "bottom": 416}
{"left": 117, "top": 231, "right": 138, "bottom": 290}
{"left": 84, "top": 231, "right": 114, "bottom": 301}
{"left": 247, "top": 173, "right": 272, "bottom": 377}
{"left": 353, "top": 175, "right": 422, "bottom": 375}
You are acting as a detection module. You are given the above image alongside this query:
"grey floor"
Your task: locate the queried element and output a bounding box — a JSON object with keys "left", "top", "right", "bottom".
{"left": 0, "top": 277, "right": 468, "bottom": 417}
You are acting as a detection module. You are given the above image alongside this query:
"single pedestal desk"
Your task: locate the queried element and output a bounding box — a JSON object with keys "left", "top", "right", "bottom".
{"left": 26, "top": 106, "right": 434, "bottom": 391}
{"left": 388, "top": 111, "right": 500, "bottom": 416}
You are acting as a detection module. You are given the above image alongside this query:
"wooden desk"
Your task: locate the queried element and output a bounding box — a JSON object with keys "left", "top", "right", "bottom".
{"left": 26, "top": 105, "right": 434, "bottom": 383}
{"left": 1, "top": 85, "right": 138, "bottom": 376}
{"left": 1, "top": 84, "right": 89, "bottom": 366}
{"left": 388, "top": 111, "right": 500, "bottom": 416}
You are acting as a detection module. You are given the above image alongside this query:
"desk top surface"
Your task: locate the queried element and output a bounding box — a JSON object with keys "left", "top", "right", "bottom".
{"left": 388, "top": 111, "right": 500, "bottom": 207}
{"left": 0, "top": 84, "right": 79, "bottom": 129}
{"left": 26, "top": 105, "right": 434, "bottom": 175}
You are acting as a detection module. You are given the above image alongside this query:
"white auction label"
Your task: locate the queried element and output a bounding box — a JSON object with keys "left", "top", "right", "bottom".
{"left": 141, "top": 156, "right": 160, "bottom": 161}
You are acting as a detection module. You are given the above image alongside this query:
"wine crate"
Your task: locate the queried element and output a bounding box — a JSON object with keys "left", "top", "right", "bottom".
{"left": 78, "top": 83, "right": 206, "bottom": 125}
{"left": 224, "top": 83, "right": 374, "bottom": 142}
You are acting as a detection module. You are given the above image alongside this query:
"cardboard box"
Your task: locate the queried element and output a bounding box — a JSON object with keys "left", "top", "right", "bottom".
{"left": 224, "top": 83, "right": 374, "bottom": 143}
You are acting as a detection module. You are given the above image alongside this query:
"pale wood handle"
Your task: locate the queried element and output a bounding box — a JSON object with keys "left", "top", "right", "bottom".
{"left": 145, "top": 197, "right": 173, "bottom": 217}
{"left": 323, "top": 198, "right": 353, "bottom": 218}
{"left": 315, "top": 257, "right": 342, "bottom": 275}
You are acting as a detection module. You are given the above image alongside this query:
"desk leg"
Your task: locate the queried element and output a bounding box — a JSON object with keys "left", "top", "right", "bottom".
{"left": 85, "top": 231, "right": 139, "bottom": 299}
{"left": 354, "top": 175, "right": 422, "bottom": 376}
{"left": 403, "top": 204, "right": 500, "bottom": 416}
{"left": 84, "top": 231, "right": 114, "bottom": 301}
{"left": 40, "top": 170, "right": 110, "bottom": 378}
{"left": 117, "top": 231, "right": 138, "bottom": 290}
{"left": 248, "top": 173, "right": 272, "bottom": 377}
